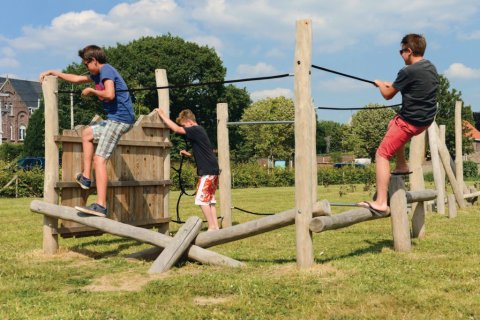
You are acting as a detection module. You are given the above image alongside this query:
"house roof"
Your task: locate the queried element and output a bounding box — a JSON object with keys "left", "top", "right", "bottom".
{"left": 464, "top": 121, "right": 480, "bottom": 140}
{"left": 0, "top": 77, "right": 42, "bottom": 110}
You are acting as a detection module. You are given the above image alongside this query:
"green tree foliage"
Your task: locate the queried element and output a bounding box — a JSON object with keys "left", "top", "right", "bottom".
{"left": 343, "top": 104, "right": 397, "bottom": 160}
{"left": 317, "top": 120, "right": 347, "bottom": 154}
{"left": 435, "top": 75, "right": 474, "bottom": 155}
{"left": 23, "top": 105, "right": 45, "bottom": 157}
{"left": 238, "top": 96, "right": 294, "bottom": 162}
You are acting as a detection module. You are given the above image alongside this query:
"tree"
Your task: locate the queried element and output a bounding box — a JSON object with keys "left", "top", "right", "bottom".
{"left": 344, "top": 104, "right": 397, "bottom": 160}
{"left": 435, "top": 75, "right": 474, "bottom": 155}
{"left": 316, "top": 120, "right": 347, "bottom": 154}
{"left": 237, "top": 96, "right": 295, "bottom": 162}
{"left": 23, "top": 104, "right": 45, "bottom": 157}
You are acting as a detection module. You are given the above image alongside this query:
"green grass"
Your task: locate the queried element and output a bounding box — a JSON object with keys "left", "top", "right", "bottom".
{"left": 1, "top": 185, "right": 480, "bottom": 319}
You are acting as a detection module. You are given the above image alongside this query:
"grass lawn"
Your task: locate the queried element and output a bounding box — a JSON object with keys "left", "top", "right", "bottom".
{"left": 1, "top": 185, "right": 479, "bottom": 319}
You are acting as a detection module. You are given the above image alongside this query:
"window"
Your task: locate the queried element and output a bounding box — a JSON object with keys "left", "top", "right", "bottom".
{"left": 19, "top": 125, "right": 26, "bottom": 141}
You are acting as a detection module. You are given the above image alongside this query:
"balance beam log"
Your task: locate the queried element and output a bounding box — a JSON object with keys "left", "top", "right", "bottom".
{"left": 309, "top": 207, "right": 388, "bottom": 233}
{"left": 194, "top": 200, "right": 331, "bottom": 248}
{"left": 406, "top": 189, "right": 437, "bottom": 203}
{"left": 30, "top": 200, "right": 244, "bottom": 268}
{"left": 149, "top": 216, "right": 202, "bottom": 273}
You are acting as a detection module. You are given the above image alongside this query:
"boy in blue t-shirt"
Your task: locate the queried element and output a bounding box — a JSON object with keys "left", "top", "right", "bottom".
{"left": 40, "top": 45, "right": 135, "bottom": 217}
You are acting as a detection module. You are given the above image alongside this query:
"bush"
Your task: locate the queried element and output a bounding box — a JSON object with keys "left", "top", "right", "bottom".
{"left": 0, "top": 166, "right": 44, "bottom": 198}
{"left": 0, "top": 143, "right": 23, "bottom": 162}
{"left": 463, "top": 160, "right": 478, "bottom": 178}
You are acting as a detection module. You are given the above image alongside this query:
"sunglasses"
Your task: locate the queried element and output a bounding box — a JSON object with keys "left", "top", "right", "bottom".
{"left": 399, "top": 48, "right": 410, "bottom": 55}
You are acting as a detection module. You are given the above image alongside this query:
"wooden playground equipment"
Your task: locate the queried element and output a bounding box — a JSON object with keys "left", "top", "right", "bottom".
{"left": 32, "top": 19, "right": 478, "bottom": 273}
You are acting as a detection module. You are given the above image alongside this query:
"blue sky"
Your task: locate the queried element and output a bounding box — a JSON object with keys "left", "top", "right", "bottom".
{"left": 1, "top": 0, "right": 480, "bottom": 124}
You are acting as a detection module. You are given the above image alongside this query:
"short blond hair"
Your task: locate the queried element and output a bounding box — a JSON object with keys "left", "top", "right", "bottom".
{"left": 176, "top": 109, "right": 196, "bottom": 125}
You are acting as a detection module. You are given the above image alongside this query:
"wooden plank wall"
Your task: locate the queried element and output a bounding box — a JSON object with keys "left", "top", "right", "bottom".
{"left": 57, "top": 111, "right": 171, "bottom": 236}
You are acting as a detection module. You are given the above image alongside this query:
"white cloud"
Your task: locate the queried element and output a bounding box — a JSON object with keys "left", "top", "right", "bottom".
{"left": 236, "top": 62, "right": 278, "bottom": 78}
{"left": 189, "top": 35, "right": 223, "bottom": 55}
{"left": 250, "top": 88, "right": 293, "bottom": 101}
{"left": 0, "top": 58, "right": 19, "bottom": 68}
{"left": 444, "top": 63, "right": 480, "bottom": 79}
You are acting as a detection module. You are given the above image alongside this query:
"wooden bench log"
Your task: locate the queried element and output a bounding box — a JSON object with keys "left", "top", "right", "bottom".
{"left": 149, "top": 216, "right": 202, "bottom": 273}
{"left": 194, "top": 200, "right": 331, "bottom": 248}
{"left": 30, "top": 200, "right": 244, "bottom": 268}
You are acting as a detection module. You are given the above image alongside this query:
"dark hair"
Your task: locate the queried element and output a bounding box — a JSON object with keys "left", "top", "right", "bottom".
{"left": 78, "top": 45, "right": 108, "bottom": 63}
{"left": 401, "top": 34, "right": 426, "bottom": 57}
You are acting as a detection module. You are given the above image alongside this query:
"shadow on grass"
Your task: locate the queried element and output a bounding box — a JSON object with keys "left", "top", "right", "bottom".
{"left": 316, "top": 239, "right": 394, "bottom": 263}
{"left": 69, "top": 237, "right": 145, "bottom": 259}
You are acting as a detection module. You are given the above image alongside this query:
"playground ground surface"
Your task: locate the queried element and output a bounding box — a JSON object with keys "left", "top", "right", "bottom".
{"left": 1, "top": 184, "right": 479, "bottom": 319}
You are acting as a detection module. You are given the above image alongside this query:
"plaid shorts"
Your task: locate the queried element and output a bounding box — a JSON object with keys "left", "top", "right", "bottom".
{"left": 91, "top": 120, "right": 132, "bottom": 159}
{"left": 194, "top": 175, "right": 219, "bottom": 206}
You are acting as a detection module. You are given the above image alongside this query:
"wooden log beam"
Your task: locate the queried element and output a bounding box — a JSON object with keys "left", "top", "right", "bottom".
{"left": 149, "top": 216, "right": 202, "bottom": 273}
{"left": 30, "top": 200, "right": 244, "bottom": 268}
{"left": 195, "top": 200, "right": 331, "bottom": 248}
{"left": 405, "top": 189, "right": 437, "bottom": 203}
{"left": 309, "top": 207, "right": 388, "bottom": 233}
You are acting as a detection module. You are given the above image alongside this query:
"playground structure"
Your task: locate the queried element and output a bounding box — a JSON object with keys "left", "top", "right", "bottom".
{"left": 32, "top": 19, "right": 478, "bottom": 272}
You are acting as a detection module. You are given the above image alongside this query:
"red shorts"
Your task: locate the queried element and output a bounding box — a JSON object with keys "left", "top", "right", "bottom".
{"left": 376, "top": 115, "right": 429, "bottom": 160}
{"left": 194, "top": 175, "right": 219, "bottom": 206}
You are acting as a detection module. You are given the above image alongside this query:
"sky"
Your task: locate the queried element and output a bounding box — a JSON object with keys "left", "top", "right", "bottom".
{"left": 1, "top": 0, "right": 480, "bottom": 124}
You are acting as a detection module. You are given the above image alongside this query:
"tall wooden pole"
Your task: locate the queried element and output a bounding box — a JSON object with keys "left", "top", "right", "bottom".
{"left": 42, "top": 76, "right": 59, "bottom": 254}
{"left": 409, "top": 131, "right": 426, "bottom": 238}
{"left": 454, "top": 101, "right": 464, "bottom": 196}
{"left": 217, "top": 103, "right": 232, "bottom": 228}
{"left": 389, "top": 176, "right": 411, "bottom": 252}
{"left": 156, "top": 69, "right": 170, "bottom": 234}
{"left": 439, "top": 125, "right": 446, "bottom": 192}
{"left": 294, "top": 19, "right": 314, "bottom": 269}
{"left": 427, "top": 125, "right": 445, "bottom": 214}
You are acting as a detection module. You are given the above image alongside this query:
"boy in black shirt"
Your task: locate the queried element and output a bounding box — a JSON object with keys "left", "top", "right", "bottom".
{"left": 359, "top": 34, "right": 439, "bottom": 215}
{"left": 156, "top": 108, "right": 220, "bottom": 231}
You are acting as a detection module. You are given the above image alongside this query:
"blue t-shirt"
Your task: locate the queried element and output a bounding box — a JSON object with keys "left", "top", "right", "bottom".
{"left": 90, "top": 64, "right": 135, "bottom": 124}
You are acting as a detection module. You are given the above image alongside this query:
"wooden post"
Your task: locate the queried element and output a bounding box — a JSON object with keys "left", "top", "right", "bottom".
{"left": 427, "top": 125, "right": 445, "bottom": 214}
{"left": 156, "top": 69, "right": 170, "bottom": 234}
{"left": 409, "top": 131, "right": 426, "bottom": 238}
{"left": 311, "top": 100, "right": 317, "bottom": 204}
{"left": 447, "top": 194, "right": 457, "bottom": 219}
{"left": 432, "top": 122, "right": 466, "bottom": 208}
{"left": 149, "top": 216, "right": 202, "bottom": 273}
{"left": 439, "top": 125, "right": 446, "bottom": 190}
{"left": 42, "top": 76, "right": 59, "bottom": 254}
{"left": 388, "top": 176, "right": 411, "bottom": 252}
{"left": 216, "top": 103, "right": 232, "bottom": 228}
{"left": 455, "top": 101, "right": 464, "bottom": 198}
{"left": 294, "top": 19, "right": 314, "bottom": 269}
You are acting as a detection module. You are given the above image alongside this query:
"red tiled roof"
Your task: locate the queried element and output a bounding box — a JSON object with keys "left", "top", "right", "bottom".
{"left": 464, "top": 121, "right": 480, "bottom": 140}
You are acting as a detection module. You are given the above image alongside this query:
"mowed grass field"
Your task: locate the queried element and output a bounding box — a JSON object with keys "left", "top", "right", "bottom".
{"left": 1, "top": 185, "right": 479, "bottom": 319}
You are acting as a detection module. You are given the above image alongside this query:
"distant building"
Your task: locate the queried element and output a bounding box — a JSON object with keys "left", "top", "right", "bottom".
{"left": 0, "top": 77, "right": 42, "bottom": 144}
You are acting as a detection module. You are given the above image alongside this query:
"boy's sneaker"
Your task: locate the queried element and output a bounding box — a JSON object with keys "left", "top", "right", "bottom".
{"left": 75, "top": 203, "right": 108, "bottom": 217}
{"left": 75, "top": 173, "right": 91, "bottom": 190}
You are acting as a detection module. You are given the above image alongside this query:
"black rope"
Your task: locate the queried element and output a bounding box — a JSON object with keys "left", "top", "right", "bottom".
{"left": 316, "top": 104, "right": 401, "bottom": 111}
{"left": 232, "top": 206, "right": 275, "bottom": 216}
{"left": 170, "top": 155, "right": 196, "bottom": 224}
{"left": 57, "top": 73, "right": 293, "bottom": 94}
{"left": 311, "top": 65, "right": 376, "bottom": 86}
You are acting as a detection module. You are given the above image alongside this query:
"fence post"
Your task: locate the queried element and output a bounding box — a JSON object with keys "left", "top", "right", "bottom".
{"left": 409, "top": 131, "right": 426, "bottom": 238}
{"left": 455, "top": 101, "right": 464, "bottom": 197}
{"left": 427, "top": 124, "right": 445, "bottom": 214}
{"left": 217, "top": 103, "right": 232, "bottom": 228}
{"left": 42, "top": 76, "right": 59, "bottom": 254}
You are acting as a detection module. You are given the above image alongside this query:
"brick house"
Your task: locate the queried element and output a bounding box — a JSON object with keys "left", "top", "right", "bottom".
{"left": 0, "top": 77, "right": 42, "bottom": 144}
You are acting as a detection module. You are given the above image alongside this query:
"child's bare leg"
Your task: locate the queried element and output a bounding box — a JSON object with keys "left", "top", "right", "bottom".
{"left": 200, "top": 204, "right": 219, "bottom": 231}
{"left": 94, "top": 155, "right": 108, "bottom": 208}
{"left": 360, "top": 153, "right": 390, "bottom": 212}
{"left": 81, "top": 127, "right": 94, "bottom": 179}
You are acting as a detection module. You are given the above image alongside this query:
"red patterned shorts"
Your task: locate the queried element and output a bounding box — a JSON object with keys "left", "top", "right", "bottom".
{"left": 194, "top": 175, "right": 219, "bottom": 206}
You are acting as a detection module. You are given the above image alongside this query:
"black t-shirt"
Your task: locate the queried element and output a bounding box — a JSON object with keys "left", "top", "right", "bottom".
{"left": 393, "top": 59, "right": 439, "bottom": 126}
{"left": 184, "top": 125, "right": 219, "bottom": 176}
